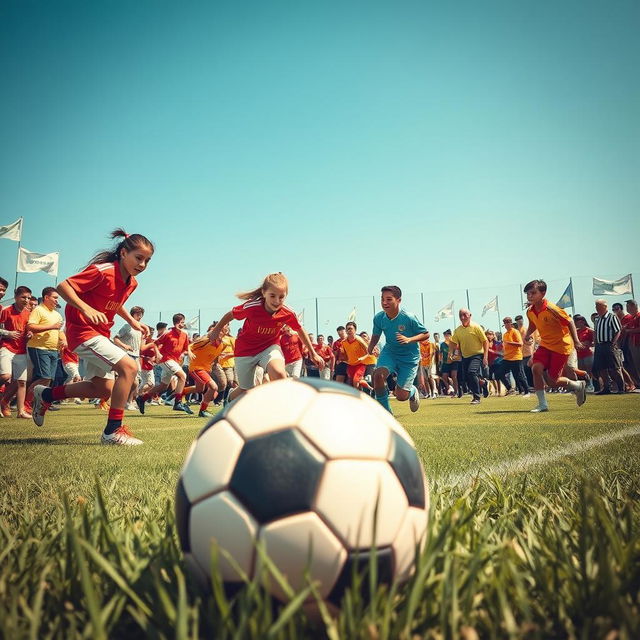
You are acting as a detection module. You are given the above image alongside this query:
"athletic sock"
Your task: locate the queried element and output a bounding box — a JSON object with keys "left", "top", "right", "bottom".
{"left": 42, "top": 386, "right": 66, "bottom": 403}
{"left": 565, "top": 380, "right": 580, "bottom": 393}
{"left": 409, "top": 385, "right": 417, "bottom": 399}
{"left": 104, "top": 408, "right": 124, "bottom": 435}
{"left": 375, "top": 388, "right": 392, "bottom": 413}
{"left": 174, "top": 393, "right": 183, "bottom": 405}
{"left": 200, "top": 402, "right": 209, "bottom": 413}
{"left": 535, "top": 390, "right": 548, "bottom": 408}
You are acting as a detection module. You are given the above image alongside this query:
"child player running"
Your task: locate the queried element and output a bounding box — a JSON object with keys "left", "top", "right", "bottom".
{"left": 523, "top": 279, "right": 587, "bottom": 412}
{"left": 31, "top": 229, "right": 154, "bottom": 445}
{"left": 209, "top": 273, "right": 324, "bottom": 403}
{"left": 187, "top": 323, "right": 226, "bottom": 418}
{"left": 366, "top": 285, "right": 430, "bottom": 414}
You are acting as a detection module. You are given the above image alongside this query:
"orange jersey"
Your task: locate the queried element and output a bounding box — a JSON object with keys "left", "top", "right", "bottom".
{"left": 526, "top": 300, "right": 572, "bottom": 355}
{"left": 189, "top": 339, "right": 225, "bottom": 372}
{"left": 502, "top": 328, "right": 523, "bottom": 361}
{"left": 419, "top": 341, "right": 435, "bottom": 366}
{"left": 340, "top": 337, "right": 368, "bottom": 365}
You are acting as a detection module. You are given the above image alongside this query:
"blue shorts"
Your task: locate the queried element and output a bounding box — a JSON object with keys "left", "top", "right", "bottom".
{"left": 28, "top": 347, "right": 59, "bottom": 380}
{"left": 375, "top": 348, "right": 420, "bottom": 391}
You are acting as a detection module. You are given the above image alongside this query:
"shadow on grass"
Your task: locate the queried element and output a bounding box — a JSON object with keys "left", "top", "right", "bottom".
{"left": 476, "top": 410, "right": 531, "bottom": 415}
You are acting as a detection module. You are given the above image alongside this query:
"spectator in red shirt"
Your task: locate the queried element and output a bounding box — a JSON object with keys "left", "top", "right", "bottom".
{"left": 280, "top": 325, "right": 304, "bottom": 378}
{"left": 624, "top": 300, "right": 640, "bottom": 386}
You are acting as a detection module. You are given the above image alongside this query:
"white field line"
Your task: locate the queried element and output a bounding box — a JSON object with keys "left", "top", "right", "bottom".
{"left": 440, "top": 424, "right": 640, "bottom": 488}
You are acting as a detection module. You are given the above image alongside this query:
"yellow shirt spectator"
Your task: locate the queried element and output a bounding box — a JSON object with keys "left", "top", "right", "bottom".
{"left": 219, "top": 335, "right": 236, "bottom": 368}
{"left": 419, "top": 341, "right": 435, "bottom": 366}
{"left": 450, "top": 323, "right": 487, "bottom": 358}
{"left": 502, "top": 328, "right": 523, "bottom": 361}
{"left": 27, "top": 304, "right": 63, "bottom": 350}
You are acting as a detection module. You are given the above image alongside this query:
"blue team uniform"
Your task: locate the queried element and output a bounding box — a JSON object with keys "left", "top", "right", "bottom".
{"left": 372, "top": 309, "right": 427, "bottom": 390}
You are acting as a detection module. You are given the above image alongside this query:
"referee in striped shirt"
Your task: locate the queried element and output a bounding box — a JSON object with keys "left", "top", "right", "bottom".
{"left": 593, "top": 299, "right": 625, "bottom": 394}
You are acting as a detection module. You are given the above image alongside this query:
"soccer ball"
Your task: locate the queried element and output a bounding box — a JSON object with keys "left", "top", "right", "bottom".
{"left": 175, "top": 378, "right": 429, "bottom": 606}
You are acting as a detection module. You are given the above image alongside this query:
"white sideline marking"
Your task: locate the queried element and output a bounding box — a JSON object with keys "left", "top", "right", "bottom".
{"left": 440, "top": 424, "right": 640, "bottom": 488}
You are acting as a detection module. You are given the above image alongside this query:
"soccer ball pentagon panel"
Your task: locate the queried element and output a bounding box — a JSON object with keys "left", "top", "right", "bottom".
{"left": 175, "top": 378, "right": 429, "bottom": 606}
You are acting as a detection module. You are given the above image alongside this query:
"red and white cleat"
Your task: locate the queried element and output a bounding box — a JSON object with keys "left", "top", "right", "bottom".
{"left": 32, "top": 386, "right": 50, "bottom": 427}
{"left": 100, "top": 425, "right": 143, "bottom": 446}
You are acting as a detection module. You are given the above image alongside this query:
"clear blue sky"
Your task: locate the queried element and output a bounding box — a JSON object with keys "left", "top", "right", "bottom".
{"left": 1, "top": 0, "right": 638, "bottom": 335}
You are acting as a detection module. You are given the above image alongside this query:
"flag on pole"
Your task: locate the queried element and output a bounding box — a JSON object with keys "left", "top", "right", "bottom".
{"left": 0, "top": 218, "right": 22, "bottom": 241}
{"left": 16, "top": 248, "right": 59, "bottom": 276}
{"left": 556, "top": 281, "right": 574, "bottom": 309}
{"left": 592, "top": 274, "right": 633, "bottom": 296}
{"left": 184, "top": 315, "right": 200, "bottom": 329}
{"left": 434, "top": 301, "right": 454, "bottom": 322}
{"left": 347, "top": 307, "right": 356, "bottom": 323}
{"left": 481, "top": 296, "right": 498, "bottom": 317}
{"left": 297, "top": 308, "right": 305, "bottom": 325}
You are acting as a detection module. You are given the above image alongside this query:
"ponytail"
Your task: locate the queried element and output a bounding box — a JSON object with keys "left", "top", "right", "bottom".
{"left": 237, "top": 272, "right": 288, "bottom": 301}
{"left": 85, "top": 228, "right": 154, "bottom": 268}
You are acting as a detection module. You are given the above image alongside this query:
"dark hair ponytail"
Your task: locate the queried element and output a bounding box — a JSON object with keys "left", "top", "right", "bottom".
{"left": 85, "top": 228, "right": 154, "bottom": 268}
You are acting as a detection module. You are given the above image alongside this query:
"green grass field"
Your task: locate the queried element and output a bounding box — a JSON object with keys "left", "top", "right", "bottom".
{"left": 1, "top": 393, "right": 639, "bottom": 639}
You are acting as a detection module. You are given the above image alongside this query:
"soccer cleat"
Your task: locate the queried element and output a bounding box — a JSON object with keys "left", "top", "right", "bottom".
{"left": 101, "top": 425, "right": 143, "bottom": 446}
{"left": 17, "top": 412, "right": 33, "bottom": 419}
{"left": 174, "top": 402, "right": 194, "bottom": 415}
{"left": 125, "top": 402, "right": 138, "bottom": 411}
{"left": 198, "top": 410, "right": 214, "bottom": 418}
{"left": 575, "top": 380, "right": 587, "bottom": 407}
{"left": 470, "top": 399, "right": 480, "bottom": 405}
{"left": 32, "top": 385, "right": 50, "bottom": 427}
{"left": 74, "top": 398, "right": 83, "bottom": 404}
{"left": 1, "top": 403, "right": 11, "bottom": 418}
{"left": 135, "top": 396, "right": 146, "bottom": 415}
{"left": 409, "top": 391, "right": 420, "bottom": 412}
{"left": 530, "top": 405, "right": 549, "bottom": 413}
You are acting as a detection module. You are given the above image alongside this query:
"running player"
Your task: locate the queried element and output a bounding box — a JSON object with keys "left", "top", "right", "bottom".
{"left": 209, "top": 272, "right": 324, "bottom": 403}
{"left": 523, "top": 279, "right": 586, "bottom": 412}
{"left": 367, "top": 285, "right": 430, "bottom": 413}
{"left": 188, "top": 324, "right": 226, "bottom": 417}
{"left": 31, "top": 229, "right": 154, "bottom": 445}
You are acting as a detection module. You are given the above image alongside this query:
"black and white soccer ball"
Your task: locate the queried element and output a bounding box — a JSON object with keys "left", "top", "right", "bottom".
{"left": 175, "top": 378, "right": 429, "bottom": 606}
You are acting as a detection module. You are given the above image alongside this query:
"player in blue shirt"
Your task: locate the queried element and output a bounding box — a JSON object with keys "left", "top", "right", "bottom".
{"left": 367, "top": 285, "right": 430, "bottom": 413}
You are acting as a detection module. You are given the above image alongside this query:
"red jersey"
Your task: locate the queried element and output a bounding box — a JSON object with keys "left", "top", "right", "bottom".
{"left": 61, "top": 346, "right": 80, "bottom": 365}
{"left": 232, "top": 299, "right": 302, "bottom": 357}
{"left": 332, "top": 338, "right": 344, "bottom": 360}
{"left": 140, "top": 341, "right": 157, "bottom": 370}
{"left": 64, "top": 262, "right": 138, "bottom": 351}
{"left": 316, "top": 344, "right": 333, "bottom": 364}
{"left": 156, "top": 327, "right": 190, "bottom": 363}
{"left": 0, "top": 304, "right": 30, "bottom": 354}
{"left": 576, "top": 327, "right": 594, "bottom": 359}
{"left": 629, "top": 312, "right": 640, "bottom": 347}
{"left": 280, "top": 333, "right": 303, "bottom": 364}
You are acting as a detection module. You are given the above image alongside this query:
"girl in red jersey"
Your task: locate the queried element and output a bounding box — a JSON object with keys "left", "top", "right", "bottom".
{"left": 32, "top": 229, "right": 154, "bottom": 445}
{"left": 209, "top": 273, "right": 324, "bottom": 403}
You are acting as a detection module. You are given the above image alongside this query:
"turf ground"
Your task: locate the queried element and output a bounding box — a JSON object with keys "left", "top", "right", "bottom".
{"left": 1, "top": 393, "right": 639, "bottom": 638}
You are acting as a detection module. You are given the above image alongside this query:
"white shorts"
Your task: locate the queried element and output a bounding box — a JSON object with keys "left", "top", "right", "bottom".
{"left": 319, "top": 366, "right": 331, "bottom": 380}
{"left": 235, "top": 344, "right": 284, "bottom": 390}
{"left": 0, "top": 347, "right": 28, "bottom": 382}
{"left": 159, "top": 359, "right": 183, "bottom": 384}
{"left": 139, "top": 369, "right": 154, "bottom": 387}
{"left": 75, "top": 335, "right": 127, "bottom": 380}
{"left": 285, "top": 358, "right": 303, "bottom": 379}
{"left": 63, "top": 361, "right": 81, "bottom": 382}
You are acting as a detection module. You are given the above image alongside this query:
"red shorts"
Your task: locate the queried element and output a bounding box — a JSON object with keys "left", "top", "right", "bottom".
{"left": 532, "top": 346, "right": 569, "bottom": 382}
{"left": 190, "top": 369, "right": 215, "bottom": 390}
{"left": 347, "top": 363, "right": 366, "bottom": 387}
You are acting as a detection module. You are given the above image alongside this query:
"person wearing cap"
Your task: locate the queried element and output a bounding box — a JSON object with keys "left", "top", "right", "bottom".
{"left": 25, "top": 287, "right": 65, "bottom": 409}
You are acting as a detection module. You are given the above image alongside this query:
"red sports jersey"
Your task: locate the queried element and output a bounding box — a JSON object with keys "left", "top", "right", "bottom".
{"left": 232, "top": 300, "right": 302, "bottom": 357}
{"left": 316, "top": 344, "right": 333, "bottom": 364}
{"left": 61, "top": 346, "right": 80, "bottom": 365}
{"left": 140, "top": 341, "right": 156, "bottom": 370}
{"left": 64, "top": 262, "right": 138, "bottom": 351}
{"left": 156, "top": 327, "right": 190, "bottom": 362}
{"left": 332, "top": 338, "right": 344, "bottom": 357}
{"left": 280, "top": 333, "right": 303, "bottom": 364}
{"left": 0, "top": 304, "right": 30, "bottom": 354}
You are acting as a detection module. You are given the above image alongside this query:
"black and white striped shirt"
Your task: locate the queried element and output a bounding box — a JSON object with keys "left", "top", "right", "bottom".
{"left": 594, "top": 311, "right": 621, "bottom": 344}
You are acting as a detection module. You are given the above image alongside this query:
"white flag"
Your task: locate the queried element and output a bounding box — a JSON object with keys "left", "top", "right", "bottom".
{"left": 347, "top": 307, "right": 356, "bottom": 323}
{"left": 297, "top": 308, "right": 305, "bottom": 324}
{"left": 482, "top": 296, "right": 498, "bottom": 317}
{"left": 16, "top": 247, "right": 59, "bottom": 276}
{"left": 0, "top": 218, "right": 22, "bottom": 241}
{"left": 592, "top": 274, "right": 633, "bottom": 296}
{"left": 185, "top": 315, "right": 199, "bottom": 329}
{"left": 434, "top": 301, "right": 454, "bottom": 322}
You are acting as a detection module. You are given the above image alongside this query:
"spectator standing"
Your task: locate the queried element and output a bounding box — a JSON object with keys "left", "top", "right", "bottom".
{"left": 593, "top": 299, "right": 625, "bottom": 394}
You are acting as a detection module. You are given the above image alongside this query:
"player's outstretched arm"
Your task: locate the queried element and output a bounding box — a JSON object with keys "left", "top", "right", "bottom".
{"left": 209, "top": 311, "right": 234, "bottom": 341}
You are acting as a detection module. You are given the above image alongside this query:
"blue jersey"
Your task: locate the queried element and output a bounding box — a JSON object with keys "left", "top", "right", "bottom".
{"left": 372, "top": 309, "right": 427, "bottom": 361}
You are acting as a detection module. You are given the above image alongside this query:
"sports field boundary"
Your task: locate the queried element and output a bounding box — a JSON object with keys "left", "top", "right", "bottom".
{"left": 441, "top": 423, "right": 640, "bottom": 487}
